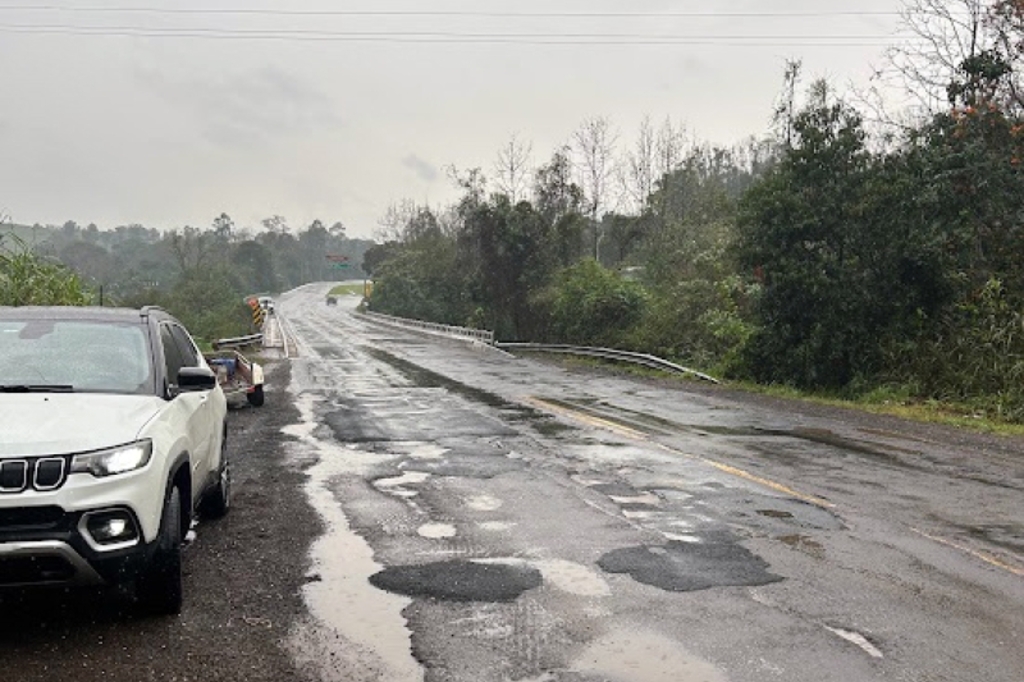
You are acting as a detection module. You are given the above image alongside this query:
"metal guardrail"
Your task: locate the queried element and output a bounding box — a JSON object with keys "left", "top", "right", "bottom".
{"left": 357, "top": 309, "right": 717, "bottom": 383}
{"left": 211, "top": 333, "right": 264, "bottom": 350}
{"left": 495, "top": 343, "right": 720, "bottom": 383}
{"left": 360, "top": 309, "right": 495, "bottom": 344}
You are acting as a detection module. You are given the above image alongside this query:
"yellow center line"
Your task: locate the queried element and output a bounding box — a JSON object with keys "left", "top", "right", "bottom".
{"left": 523, "top": 396, "right": 650, "bottom": 440}
{"left": 524, "top": 396, "right": 835, "bottom": 509}
{"left": 524, "top": 397, "right": 1024, "bottom": 579}
{"left": 910, "top": 528, "right": 1024, "bottom": 577}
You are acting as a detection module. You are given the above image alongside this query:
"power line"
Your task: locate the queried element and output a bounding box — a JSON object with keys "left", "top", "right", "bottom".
{"left": 0, "top": 24, "right": 908, "bottom": 46}
{"left": 0, "top": 5, "right": 904, "bottom": 19}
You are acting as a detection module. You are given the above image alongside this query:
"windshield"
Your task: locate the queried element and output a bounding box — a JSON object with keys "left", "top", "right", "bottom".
{"left": 0, "top": 319, "right": 152, "bottom": 394}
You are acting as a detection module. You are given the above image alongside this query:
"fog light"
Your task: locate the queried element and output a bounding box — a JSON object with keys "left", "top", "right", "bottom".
{"left": 81, "top": 510, "right": 140, "bottom": 550}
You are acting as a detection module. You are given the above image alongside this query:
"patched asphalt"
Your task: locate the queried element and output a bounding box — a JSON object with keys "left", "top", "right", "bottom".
{"left": 597, "top": 534, "right": 784, "bottom": 592}
{"left": 369, "top": 560, "right": 542, "bottom": 602}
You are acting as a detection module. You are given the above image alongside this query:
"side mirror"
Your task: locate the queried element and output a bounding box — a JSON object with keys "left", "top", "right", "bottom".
{"left": 177, "top": 366, "right": 217, "bottom": 392}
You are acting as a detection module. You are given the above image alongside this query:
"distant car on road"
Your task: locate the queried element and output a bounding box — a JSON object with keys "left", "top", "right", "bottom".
{"left": 0, "top": 306, "right": 230, "bottom": 615}
{"left": 326, "top": 295, "right": 337, "bottom": 306}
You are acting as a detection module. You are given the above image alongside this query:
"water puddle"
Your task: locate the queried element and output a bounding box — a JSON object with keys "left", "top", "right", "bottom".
{"left": 478, "top": 521, "right": 516, "bottom": 532}
{"left": 374, "top": 471, "right": 432, "bottom": 488}
{"left": 571, "top": 626, "right": 728, "bottom": 682}
{"left": 465, "top": 494, "right": 503, "bottom": 511}
{"left": 598, "top": 535, "right": 784, "bottom": 592}
{"left": 284, "top": 393, "right": 422, "bottom": 682}
{"left": 369, "top": 559, "right": 542, "bottom": 602}
{"left": 417, "top": 523, "right": 457, "bottom": 539}
{"left": 609, "top": 492, "right": 662, "bottom": 507}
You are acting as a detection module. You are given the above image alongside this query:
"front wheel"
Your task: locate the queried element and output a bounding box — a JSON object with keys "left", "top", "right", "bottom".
{"left": 247, "top": 384, "right": 265, "bottom": 407}
{"left": 136, "top": 485, "right": 183, "bottom": 615}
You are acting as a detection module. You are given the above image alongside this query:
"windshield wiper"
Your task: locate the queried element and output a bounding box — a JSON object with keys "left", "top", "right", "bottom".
{"left": 0, "top": 384, "right": 75, "bottom": 393}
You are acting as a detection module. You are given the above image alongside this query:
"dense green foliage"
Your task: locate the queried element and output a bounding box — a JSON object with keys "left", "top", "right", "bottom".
{"left": 1, "top": 216, "right": 373, "bottom": 342}
{"left": 0, "top": 236, "right": 89, "bottom": 306}
{"left": 367, "top": 1, "right": 1024, "bottom": 421}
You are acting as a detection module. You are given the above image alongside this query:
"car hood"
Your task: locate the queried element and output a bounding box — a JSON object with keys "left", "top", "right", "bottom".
{"left": 0, "top": 393, "right": 165, "bottom": 457}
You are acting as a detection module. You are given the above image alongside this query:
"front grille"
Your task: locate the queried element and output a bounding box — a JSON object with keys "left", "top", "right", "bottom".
{"left": 0, "top": 460, "right": 28, "bottom": 492}
{"left": 0, "top": 506, "right": 66, "bottom": 532}
{"left": 0, "top": 457, "right": 71, "bottom": 494}
{"left": 0, "top": 555, "right": 77, "bottom": 585}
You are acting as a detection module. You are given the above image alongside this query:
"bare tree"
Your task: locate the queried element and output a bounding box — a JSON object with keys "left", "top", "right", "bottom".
{"left": 772, "top": 59, "right": 803, "bottom": 147}
{"left": 655, "top": 117, "right": 686, "bottom": 182}
{"left": 493, "top": 133, "right": 533, "bottom": 203}
{"left": 619, "top": 115, "right": 656, "bottom": 215}
{"left": 886, "top": 0, "right": 992, "bottom": 112}
{"left": 572, "top": 116, "right": 619, "bottom": 259}
{"left": 375, "top": 199, "right": 418, "bottom": 242}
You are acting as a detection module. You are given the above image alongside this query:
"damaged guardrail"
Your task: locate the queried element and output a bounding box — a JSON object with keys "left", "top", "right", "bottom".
{"left": 495, "top": 343, "right": 720, "bottom": 384}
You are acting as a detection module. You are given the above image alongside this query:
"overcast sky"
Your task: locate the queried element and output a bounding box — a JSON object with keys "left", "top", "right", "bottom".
{"left": 0, "top": 0, "right": 908, "bottom": 239}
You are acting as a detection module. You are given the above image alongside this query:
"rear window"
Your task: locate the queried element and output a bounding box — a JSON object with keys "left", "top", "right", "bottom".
{"left": 0, "top": 319, "right": 153, "bottom": 394}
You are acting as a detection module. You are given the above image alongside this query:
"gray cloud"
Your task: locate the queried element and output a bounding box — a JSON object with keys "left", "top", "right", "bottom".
{"left": 402, "top": 154, "right": 440, "bottom": 183}
{"left": 136, "top": 65, "right": 341, "bottom": 147}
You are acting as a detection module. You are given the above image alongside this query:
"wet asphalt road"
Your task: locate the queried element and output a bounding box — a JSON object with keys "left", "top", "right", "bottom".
{"left": 281, "top": 283, "right": 1024, "bottom": 682}
{"left": 3, "top": 282, "right": 1024, "bottom": 681}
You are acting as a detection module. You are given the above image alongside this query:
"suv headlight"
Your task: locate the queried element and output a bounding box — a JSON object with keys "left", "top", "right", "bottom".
{"left": 70, "top": 440, "right": 153, "bottom": 478}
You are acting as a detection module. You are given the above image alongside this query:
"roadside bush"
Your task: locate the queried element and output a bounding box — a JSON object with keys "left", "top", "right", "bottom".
{"left": 0, "top": 237, "right": 89, "bottom": 306}
{"left": 540, "top": 259, "right": 648, "bottom": 347}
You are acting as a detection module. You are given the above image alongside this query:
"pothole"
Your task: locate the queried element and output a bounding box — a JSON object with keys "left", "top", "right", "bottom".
{"left": 758, "top": 509, "right": 794, "bottom": 519}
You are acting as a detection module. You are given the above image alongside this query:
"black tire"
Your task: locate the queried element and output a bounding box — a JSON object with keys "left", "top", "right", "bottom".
{"left": 137, "top": 485, "right": 183, "bottom": 616}
{"left": 247, "top": 384, "right": 265, "bottom": 407}
{"left": 200, "top": 434, "right": 230, "bottom": 519}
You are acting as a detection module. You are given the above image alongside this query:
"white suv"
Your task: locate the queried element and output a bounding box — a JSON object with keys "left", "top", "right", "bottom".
{"left": 0, "top": 306, "right": 229, "bottom": 615}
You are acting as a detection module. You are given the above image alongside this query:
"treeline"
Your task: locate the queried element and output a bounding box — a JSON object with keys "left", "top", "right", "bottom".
{"left": 366, "top": 0, "right": 1024, "bottom": 421}
{"left": 0, "top": 215, "right": 372, "bottom": 342}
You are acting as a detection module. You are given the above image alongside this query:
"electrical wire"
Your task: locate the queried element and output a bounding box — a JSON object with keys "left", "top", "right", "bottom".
{"left": 0, "top": 21, "right": 911, "bottom": 47}
{"left": 0, "top": 26, "right": 906, "bottom": 46}
{"left": 0, "top": 5, "right": 905, "bottom": 19}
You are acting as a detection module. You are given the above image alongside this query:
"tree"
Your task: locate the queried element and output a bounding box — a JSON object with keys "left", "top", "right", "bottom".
{"left": 572, "top": 116, "right": 619, "bottom": 259}
{"left": 212, "top": 213, "right": 234, "bottom": 242}
{"left": 533, "top": 148, "right": 587, "bottom": 268}
{"left": 260, "top": 215, "right": 289, "bottom": 233}
{"left": 738, "top": 81, "right": 877, "bottom": 388}
{"left": 493, "top": 133, "right": 533, "bottom": 203}
{"left": 773, "top": 59, "right": 803, "bottom": 148}
{"left": 883, "top": 0, "right": 1022, "bottom": 114}
{"left": 620, "top": 115, "right": 656, "bottom": 215}
{"left": 168, "top": 227, "right": 215, "bottom": 275}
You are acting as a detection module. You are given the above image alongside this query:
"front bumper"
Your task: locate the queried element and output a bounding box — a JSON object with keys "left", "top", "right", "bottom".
{"left": 0, "top": 506, "right": 154, "bottom": 588}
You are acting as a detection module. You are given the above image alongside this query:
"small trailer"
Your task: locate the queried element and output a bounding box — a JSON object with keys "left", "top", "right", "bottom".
{"left": 205, "top": 336, "right": 265, "bottom": 407}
